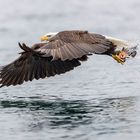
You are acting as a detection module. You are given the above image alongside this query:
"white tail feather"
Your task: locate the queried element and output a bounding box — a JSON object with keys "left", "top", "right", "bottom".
{"left": 105, "top": 36, "right": 130, "bottom": 48}
{"left": 105, "top": 36, "right": 138, "bottom": 58}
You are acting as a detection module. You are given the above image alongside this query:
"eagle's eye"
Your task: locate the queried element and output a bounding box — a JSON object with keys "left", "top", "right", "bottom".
{"left": 47, "top": 35, "right": 51, "bottom": 37}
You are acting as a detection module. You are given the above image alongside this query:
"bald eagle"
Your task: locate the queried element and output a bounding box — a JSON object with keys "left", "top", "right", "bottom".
{"left": 0, "top": 30, "right": 137, "bottom": 88}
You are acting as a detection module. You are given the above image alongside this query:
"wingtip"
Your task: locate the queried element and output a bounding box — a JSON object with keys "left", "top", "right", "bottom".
{"left": 18, "top": 42, "right": 24, "bottom": 50}
{"left": 0, "top": 84, "right": 4, "bottom": 88}
{"left": 0, "top": 68, "right": 3, "bottom": 88}
{"left": 18, "top": 42, "right": 33, "bottom": 52}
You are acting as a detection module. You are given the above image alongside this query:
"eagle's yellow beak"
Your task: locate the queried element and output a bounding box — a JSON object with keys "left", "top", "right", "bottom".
{"left": 40, "top": 36, "right": 49, "bottom": 41}
{"left": 112, "top": 51, "right": 128, "bottom": 65}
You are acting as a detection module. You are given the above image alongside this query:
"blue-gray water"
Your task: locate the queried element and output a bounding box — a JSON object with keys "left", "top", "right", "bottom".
{"left": 0, "top": 0, "right": 140, "bottom": 140}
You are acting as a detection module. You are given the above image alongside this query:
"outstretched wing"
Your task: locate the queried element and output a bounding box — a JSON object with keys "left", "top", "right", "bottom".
{"left": 37, "top": 30, "right": 115, "bottom": 60}
{"left": 0, "top": 43, "right": 81, "bottom": 87}
{"left": 0, "top": 31, "right": 116, "bottom": 87}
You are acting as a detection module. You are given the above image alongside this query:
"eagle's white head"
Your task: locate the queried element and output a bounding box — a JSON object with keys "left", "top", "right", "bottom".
{"left": 40, "top": 32, "right": 58, "bottom": 41}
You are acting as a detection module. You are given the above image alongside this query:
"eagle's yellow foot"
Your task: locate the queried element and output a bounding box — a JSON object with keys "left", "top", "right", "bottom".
{"left": 112, "top": 51, "right": 128, "bottom": 64}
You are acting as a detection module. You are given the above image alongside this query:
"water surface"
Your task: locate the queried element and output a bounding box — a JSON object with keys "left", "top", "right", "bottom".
{"left": 0, "top": 0, "right": 140, "bottom": 140}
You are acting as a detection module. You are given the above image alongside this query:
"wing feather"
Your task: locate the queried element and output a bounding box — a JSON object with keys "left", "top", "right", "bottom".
{"left": 0, "top": 44, "right": 81, "bottom": 87}
{"left": 37, "top": 31, "right": 115, "bottom": 61}
{"left": 0, "top": 31, "right": 116, "bottom": 87}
